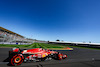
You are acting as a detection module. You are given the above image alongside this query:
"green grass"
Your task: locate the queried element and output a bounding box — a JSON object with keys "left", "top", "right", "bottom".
{"left": 55, "top": 44, "right": 100, "bottom": 50}
{"left": 39, "top": 43, "right": 64, "bottom": 48}
{"left": 0, "top": 44, "right": 31, "bottom": 48}
{"left": 0, "top": 43, "right": 64, "bottom": 49}
{"left": 0, "top": 43, "right": 99, "bottom": 50}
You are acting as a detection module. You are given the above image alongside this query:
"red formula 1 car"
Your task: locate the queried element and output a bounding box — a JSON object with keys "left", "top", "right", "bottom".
{"left": 9, "top": 48, "right": 67, "bottom": 66}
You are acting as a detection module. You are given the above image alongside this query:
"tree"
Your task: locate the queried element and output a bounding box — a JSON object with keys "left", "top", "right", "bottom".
{"left": 56, "top": 39, "right": 60, "bottom": 41}
{"left": 89, "top": 41, "right": 91, "bottom": 43}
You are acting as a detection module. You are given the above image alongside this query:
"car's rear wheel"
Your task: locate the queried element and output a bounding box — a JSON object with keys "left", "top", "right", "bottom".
{"left": 10, "top": 54, "right": 23, "bottom": 66}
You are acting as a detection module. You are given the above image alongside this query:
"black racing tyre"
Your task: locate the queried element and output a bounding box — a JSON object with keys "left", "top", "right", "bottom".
{"left": 10, "top": 54, "right": 23, "bottom": 66}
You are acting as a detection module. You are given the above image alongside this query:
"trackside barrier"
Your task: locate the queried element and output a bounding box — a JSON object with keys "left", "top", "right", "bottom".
{"left": 48, "top": 41, "right": 100, "bottom": 49}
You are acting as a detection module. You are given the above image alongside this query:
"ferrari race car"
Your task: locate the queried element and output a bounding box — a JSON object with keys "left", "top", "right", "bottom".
{"left": 9, "top": 48, "right": 67, "bottom": 66}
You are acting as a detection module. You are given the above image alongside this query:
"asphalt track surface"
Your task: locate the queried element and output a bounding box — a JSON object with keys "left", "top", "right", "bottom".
{"left": 0, "top": 47, "right": 100, "bottom": 67}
